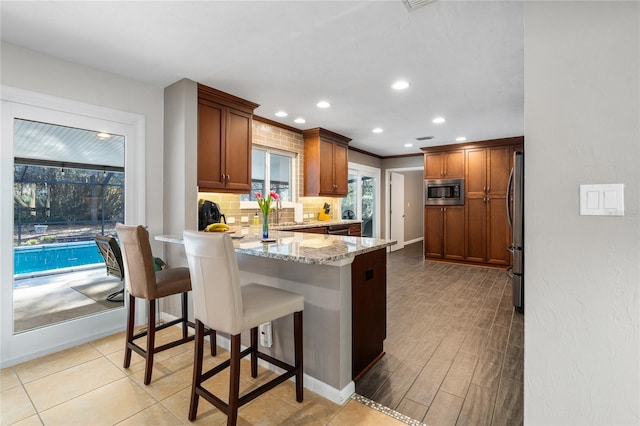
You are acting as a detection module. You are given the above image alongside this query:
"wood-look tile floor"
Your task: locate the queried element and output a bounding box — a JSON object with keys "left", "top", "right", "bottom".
{"left": 356, "top": 242, "right": 524, "bottom": 426}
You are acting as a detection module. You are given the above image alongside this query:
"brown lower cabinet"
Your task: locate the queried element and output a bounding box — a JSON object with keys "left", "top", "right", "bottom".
{"left": 294, "top": 226, "right": 328, "bottom": 234}
{"left": 424, "top": 206, "right": 465, "bottom": 260}
{"left": 351, "top": 248, "right": 386, "bottom": 381}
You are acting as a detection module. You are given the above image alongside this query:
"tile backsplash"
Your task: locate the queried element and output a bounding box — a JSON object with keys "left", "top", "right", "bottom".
{"left": 198, "top": 120, "right": 344, "bottom": 225}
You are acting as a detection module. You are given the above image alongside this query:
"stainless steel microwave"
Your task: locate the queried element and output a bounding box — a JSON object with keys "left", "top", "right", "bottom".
{"left": 424, "top": 178, "right": 465, "bottom": 205}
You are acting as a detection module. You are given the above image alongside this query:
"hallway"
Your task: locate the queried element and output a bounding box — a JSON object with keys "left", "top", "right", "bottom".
{"left": 356, "top": 242, "right": 523, "bottom": 425}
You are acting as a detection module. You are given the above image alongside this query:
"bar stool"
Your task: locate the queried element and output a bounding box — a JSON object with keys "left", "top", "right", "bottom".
{"left": 116, "top": 224, "right": 215, "bottom": 385}
{"left": 182, "top": 230, "right": 304, "bottom": 425}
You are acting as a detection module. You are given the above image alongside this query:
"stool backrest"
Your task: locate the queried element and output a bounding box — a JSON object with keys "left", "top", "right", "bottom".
{"left": 183, "top": 231, "right": 244, "bottom": 335}
{"left": 116, "top": 224, "right": 158, "bottom": 299}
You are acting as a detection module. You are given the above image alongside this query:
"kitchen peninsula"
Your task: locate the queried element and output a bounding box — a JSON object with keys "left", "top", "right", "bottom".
{"left": 157, "top": 230, "right": 395, "bottom": 404}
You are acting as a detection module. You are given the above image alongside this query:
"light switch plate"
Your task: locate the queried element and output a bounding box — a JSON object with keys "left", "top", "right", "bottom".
{"left": 580, "top": 184, "right": 624, "bottom": 216}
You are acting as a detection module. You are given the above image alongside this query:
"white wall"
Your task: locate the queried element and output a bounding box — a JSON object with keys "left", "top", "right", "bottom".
{"left": 525, "top": 3, "right": 640, "bottom": 424}
{"left": 1, "top": 42, "right": 165, "bottom": 246}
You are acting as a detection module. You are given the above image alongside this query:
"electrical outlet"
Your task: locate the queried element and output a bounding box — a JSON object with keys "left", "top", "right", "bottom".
{"left": 259, "top": 322, "right": 272, "bottom": 347}
{"left": 241, "top": 216, "right": 249, "bottom": 223}
{"left": 227, "top": 217, "right": 236, "bottom": 224}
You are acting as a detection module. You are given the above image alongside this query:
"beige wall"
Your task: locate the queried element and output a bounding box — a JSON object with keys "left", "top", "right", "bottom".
{"left": 525, "top": 2, "right": 639, "bottom": 423}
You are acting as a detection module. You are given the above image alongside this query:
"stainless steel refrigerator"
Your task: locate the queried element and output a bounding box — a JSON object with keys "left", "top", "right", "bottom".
{"left": 507, "top": 151, "right": 524, "bottom": 312}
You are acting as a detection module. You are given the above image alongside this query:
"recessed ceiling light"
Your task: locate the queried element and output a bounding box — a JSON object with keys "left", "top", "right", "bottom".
{"left": 392, "top": 80, "right": 410, "bottom": 90}
{"left": 456, "top": 136, "right": 467, "bottom": 142}
{"left": 372, "top": 128, "right": 383, "bottom": 133}
{"left": 432, "top": 117, "right": 446, "bottom": 124}
{"left": 294, "top": 118, "right": 306, "bottom": 124}
{"left": 275, "top": 111, "right": 288, "bottom": 117}
{"left": 96, "top": 132, "right": 111, "bottom": 138}
{"left": 404, "top": 143, "right": 413, "bottom": 147}
{"left": 316, "top": 101, "right": 331, "bottom": 108}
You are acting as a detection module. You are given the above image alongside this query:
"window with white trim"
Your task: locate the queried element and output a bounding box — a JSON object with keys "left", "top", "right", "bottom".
{"left": 240, "top": 146, "right": 296, "bottom": 206}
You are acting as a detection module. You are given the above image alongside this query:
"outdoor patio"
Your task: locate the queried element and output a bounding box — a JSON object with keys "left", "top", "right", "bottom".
{"left": 13, "top": 267, "right": 123, "bottom": 333}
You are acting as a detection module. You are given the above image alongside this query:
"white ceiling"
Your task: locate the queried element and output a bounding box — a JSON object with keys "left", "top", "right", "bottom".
{"left": 0, "top": 1, "right": 524, "bottom": 157}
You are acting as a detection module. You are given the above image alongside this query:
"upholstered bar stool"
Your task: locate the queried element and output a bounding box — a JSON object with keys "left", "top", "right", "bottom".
{"left": 116, "top": 224, "right": 215, "bottom": 385}
{"left": 183, "top": 230, "right": 304, "bottom": 425}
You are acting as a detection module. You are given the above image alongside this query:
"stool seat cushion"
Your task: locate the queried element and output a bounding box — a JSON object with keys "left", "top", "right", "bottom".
{"left": 241, "top": 284, "right": 304, "bottom": 332}
{"left": 155, "top": 267, "right": 192, "bottom": 299}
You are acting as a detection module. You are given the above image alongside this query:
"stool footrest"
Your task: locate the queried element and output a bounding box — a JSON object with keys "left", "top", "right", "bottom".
{"left": 195, "top": 347, "right": 300, "bottom": 413}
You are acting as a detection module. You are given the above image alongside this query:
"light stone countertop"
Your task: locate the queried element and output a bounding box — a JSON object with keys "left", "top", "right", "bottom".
{"left": 269, "top": 219, "right": 361, "bottom": 231}
{"left": 156, "top": 229, "right": 395, "bottom": 265}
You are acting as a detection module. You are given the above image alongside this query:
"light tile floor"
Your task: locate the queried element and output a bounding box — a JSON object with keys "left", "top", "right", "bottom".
{"left": 1, "top": 326, "right": 408, "bottom": 426}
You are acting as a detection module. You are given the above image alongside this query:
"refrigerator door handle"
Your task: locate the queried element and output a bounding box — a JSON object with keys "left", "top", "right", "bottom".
{"left": 506, "top": 167, "right": 514, "bottom": 229}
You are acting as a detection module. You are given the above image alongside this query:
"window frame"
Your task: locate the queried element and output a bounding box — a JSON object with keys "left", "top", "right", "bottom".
{"left": 240, "top": 145, "right": 298, "bottom": 210}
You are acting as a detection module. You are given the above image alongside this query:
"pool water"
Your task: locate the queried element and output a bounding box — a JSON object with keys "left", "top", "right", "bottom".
{"left": 14, "top": 242, "right": 104, "bottom": 275}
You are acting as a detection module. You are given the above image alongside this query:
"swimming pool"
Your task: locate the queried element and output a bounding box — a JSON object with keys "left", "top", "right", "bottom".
{"left": 14, "top": 241, "right": 104, "bottom": 275}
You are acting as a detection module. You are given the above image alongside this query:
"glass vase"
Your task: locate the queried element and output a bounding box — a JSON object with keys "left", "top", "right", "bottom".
{"left": 262, "top": 211, "right": 269, "bottom": 239}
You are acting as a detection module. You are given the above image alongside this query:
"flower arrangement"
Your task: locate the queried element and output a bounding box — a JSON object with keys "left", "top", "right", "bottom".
{"left": 255, "top": 191, "right": 279, "bottom": 238}
{"left": 255, "top": 190, "right": 279, "bottom": 216}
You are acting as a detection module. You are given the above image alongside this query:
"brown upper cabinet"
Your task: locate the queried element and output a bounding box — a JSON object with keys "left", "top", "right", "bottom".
{"left": 424, "top": 150, "right": 465, "bottom": 179}
{"left": 197, "top": 84, "right": 259, "bottom": 193}
{"left": 303, "top": 128, "right": 351, "bottom": 197}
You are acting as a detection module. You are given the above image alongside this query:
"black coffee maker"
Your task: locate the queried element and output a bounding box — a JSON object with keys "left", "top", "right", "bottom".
{"left": 198, "top": 199, "right": 226, "bottom": 231}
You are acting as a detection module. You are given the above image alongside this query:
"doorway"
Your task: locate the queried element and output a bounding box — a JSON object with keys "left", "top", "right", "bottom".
{"left": 341, "top": 163, "right": 380, "bottom": 238}
{"left": 1, "top": 89, "right": 145, "bottom": 367}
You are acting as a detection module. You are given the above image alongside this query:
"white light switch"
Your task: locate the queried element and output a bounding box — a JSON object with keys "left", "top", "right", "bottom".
{"left": 580, "top": 184, "right": 625, "bottom": 216}
{"left": 586, "top": 191, "right": 599, "bottom": 209}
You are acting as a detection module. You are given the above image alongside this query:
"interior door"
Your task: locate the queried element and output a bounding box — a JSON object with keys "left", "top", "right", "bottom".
{"left": 390, "top": 172, "right": 405, "bottom": 251}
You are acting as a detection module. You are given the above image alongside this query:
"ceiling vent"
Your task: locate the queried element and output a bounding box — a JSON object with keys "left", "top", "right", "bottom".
{"left": 402, "top": 0, "right": 438, "bottom": 12}
{"left": 416, "top": 136, "right": 434, "bottom": 141}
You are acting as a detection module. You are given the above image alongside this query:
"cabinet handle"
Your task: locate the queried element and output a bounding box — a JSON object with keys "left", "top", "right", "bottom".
{"left": 221, "top": 173, "right": 225, "bottom": 181}
{"left": 487, "top": 186, "right": 490, "bottom": 192}
{"left": 483, "top": 186, "right": 487, "bottom": 193}
{"left": 227, "top": 174, "right": 230, "bottom": 182}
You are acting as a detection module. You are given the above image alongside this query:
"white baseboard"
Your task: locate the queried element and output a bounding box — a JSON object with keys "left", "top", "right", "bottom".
{"left": 160, "top": 312, "right": 354, "bottom": 405}
{"left": 404, "top": 237, "right": 424, "bottom": 246}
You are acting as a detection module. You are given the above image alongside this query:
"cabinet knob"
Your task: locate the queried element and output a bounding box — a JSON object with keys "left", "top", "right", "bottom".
{"left": 483, "top": 186, "right": 487, "bottom": 193}
{"left": 227, "top": 174, "right": 230, "bottom": 182}
{"left": 487, "top": 186, "right": 490, "bottom": 193}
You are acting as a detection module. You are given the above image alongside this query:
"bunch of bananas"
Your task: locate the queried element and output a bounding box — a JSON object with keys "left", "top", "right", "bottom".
{"left": 204, "top": 223, "right": 230, "bottom": 232}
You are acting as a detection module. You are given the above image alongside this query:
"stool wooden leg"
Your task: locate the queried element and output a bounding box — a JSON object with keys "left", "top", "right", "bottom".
{"left": 250, "top": 327, "right": 258, "bottom": 378}
{"left": 228, "top": 334, "right": 242, "bottom": 426}
{"left": 181, "top": 292, "right": 189, "bottom": 339}
{"left": 144, "top": 299, "right": 156, "bottom": 385}
{"left": 123, "top": 293, "right": 135, "bottom": 368}
{"left": 209, "top": 328, "right": 217, "bottom": 356}
{"left": 188, "top": 320, "right": 205, "bottom": 421}
{"left": 294, "top": 311, "right": 303, "bottom": 402}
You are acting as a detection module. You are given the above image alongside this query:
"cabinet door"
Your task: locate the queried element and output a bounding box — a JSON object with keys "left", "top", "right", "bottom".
{"left": 424, "top": 153, "right": 443, "bottom": 179}
{"left": 465, "top": 148, "right": 487, "bottom": 262}
{"left": 318, "top": 139, "right": 336, "bottom": 195}
{"left": 444, "top": 206, "right": 465, "bottom": 260}
{"left": 487, "top": 195, "right": 509, "bottom": 265}
{"left": 197, "top": 101, "right": 225, "bottom": 190}
{"left": 333, "top": 143, "right": 349, "bottom": 196}
{"left": 486, "top": 146, "right": 512, "bottom": 265}
{"left": 349, "top": 223, "right": 362, "bottom": 237}
{"left": 443, "top": 150, "right": 465, "bottom": 178}
{"left": 424, "top": 206, "right": 444, "bottom": 258}
{"left": 465, "top": 197, "right": 486, "bottom": 263}
{"left": 351, "top": 248, "right": 386, "bottom": 380}
{"left": 487, "top": 146, "right": 511, "bottom": 198}
{"left": 224, "top": 108, "right": 252, "bottom": 192}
